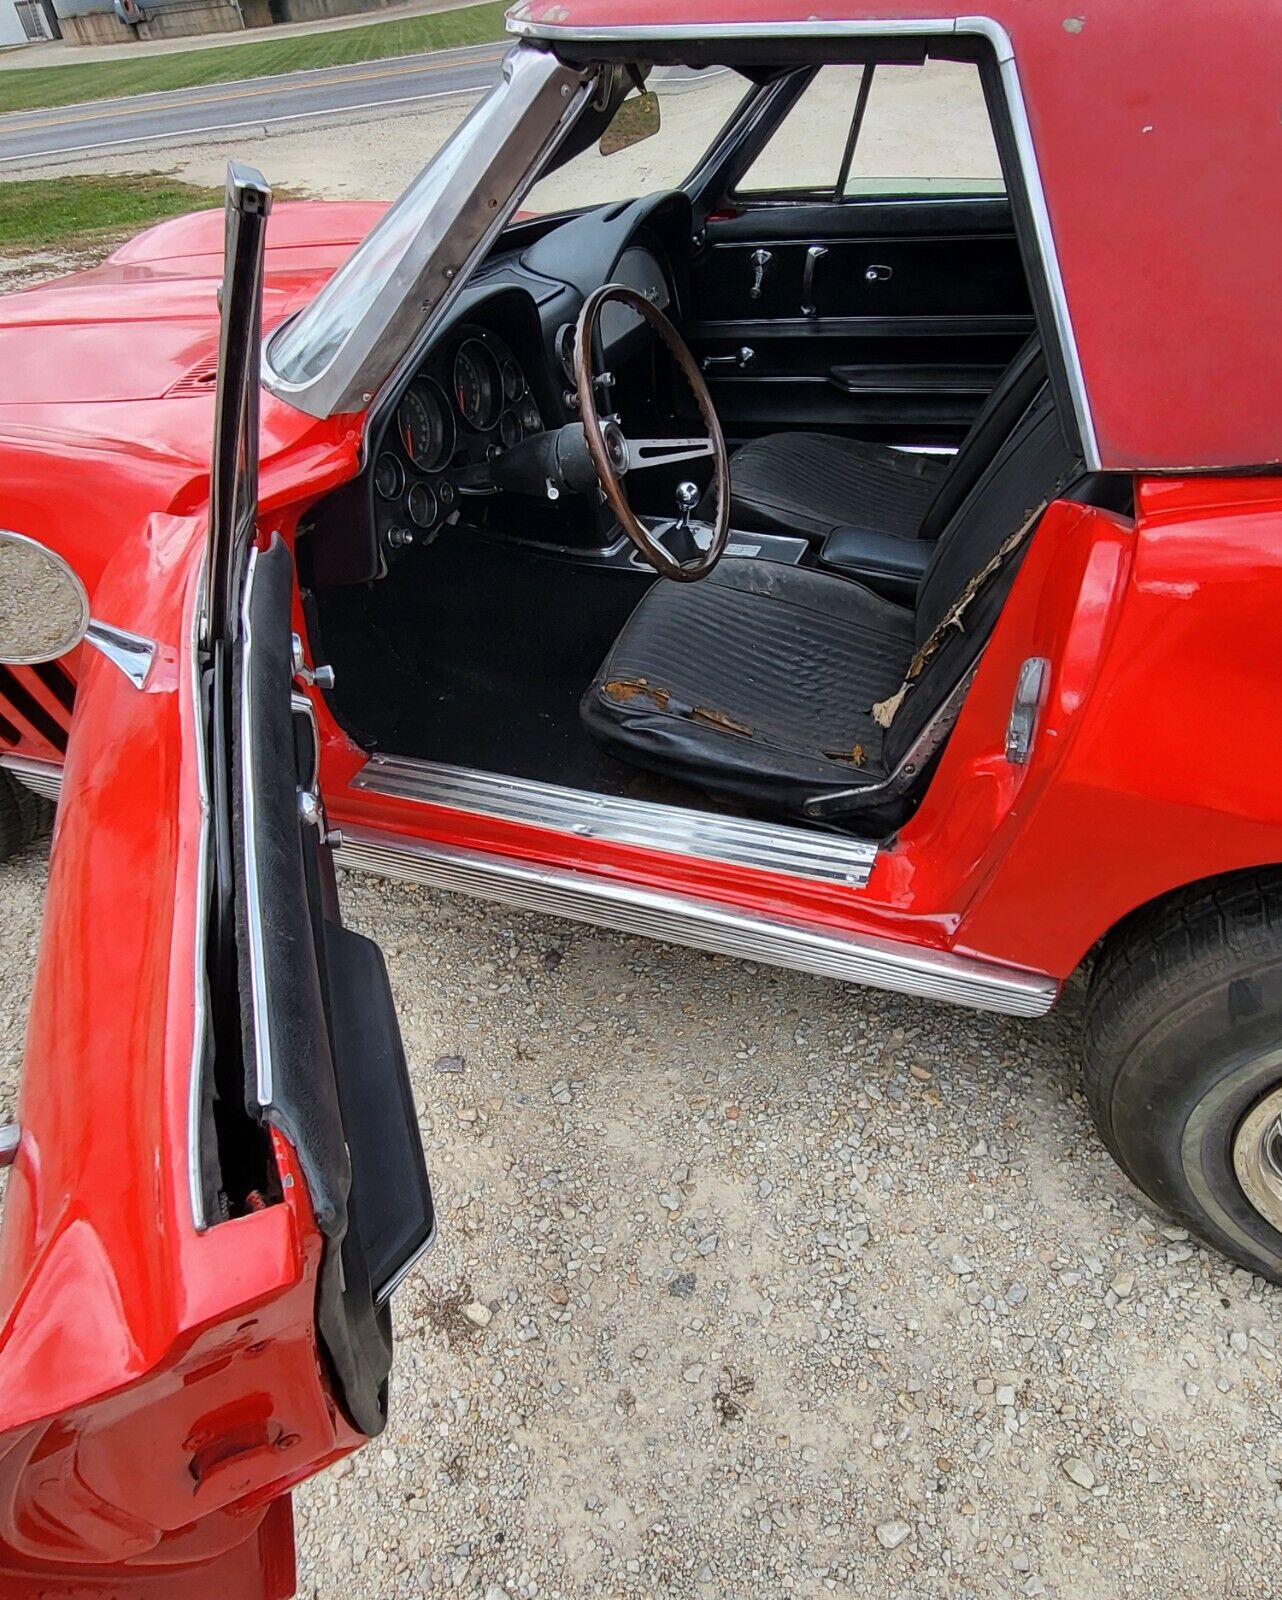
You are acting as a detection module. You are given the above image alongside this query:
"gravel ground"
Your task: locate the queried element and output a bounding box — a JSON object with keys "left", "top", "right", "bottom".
{"left": 3, "top": 835, "right": 1282, "bottom": 1599}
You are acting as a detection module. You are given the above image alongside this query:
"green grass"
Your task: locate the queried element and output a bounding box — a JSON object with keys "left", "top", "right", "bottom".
{"left": 0, "top": 172, "right": 219, "bottom": 252}
{"left": 0, "top": 1, "right": 507, "bottom": 117}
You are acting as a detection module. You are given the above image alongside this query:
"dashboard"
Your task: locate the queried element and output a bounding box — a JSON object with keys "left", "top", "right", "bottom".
{"left": 371, "top": 322, "right": 545, "bottom": 550}
{"left": 305, "top": 191, "right": 695, "bottom": 584}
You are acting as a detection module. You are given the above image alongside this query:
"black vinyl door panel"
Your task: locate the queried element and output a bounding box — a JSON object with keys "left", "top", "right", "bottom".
{"left": 686, "top": 198, "right": 1033, "bottom": 444}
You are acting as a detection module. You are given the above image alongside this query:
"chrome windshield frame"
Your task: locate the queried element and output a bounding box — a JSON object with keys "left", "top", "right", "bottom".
{"left": 261, "top": 43, "right": 596, "bottom": 421}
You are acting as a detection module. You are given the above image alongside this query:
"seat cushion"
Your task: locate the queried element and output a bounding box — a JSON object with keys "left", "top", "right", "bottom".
{"left": 727, "top": 432, "right": 945, "bottom": 542}
{"left": 581, "top": 558, "right": 915, "bottom": 817}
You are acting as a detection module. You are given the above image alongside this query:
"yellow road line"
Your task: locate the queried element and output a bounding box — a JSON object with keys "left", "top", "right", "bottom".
{"left": 5, "top": 45, "right": 505, "bottom": 133}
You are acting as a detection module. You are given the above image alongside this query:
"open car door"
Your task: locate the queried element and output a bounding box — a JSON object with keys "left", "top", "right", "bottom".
{"left": 0, "top": 165, "right": 433, "bottom": 1598}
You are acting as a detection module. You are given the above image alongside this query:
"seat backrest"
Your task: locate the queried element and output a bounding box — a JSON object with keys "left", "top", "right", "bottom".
{"left": 884, "top": 378, "right": 1079, "bottom": 766}
{"left": 915, "top": 337, "right": 1048, "bottom": 541}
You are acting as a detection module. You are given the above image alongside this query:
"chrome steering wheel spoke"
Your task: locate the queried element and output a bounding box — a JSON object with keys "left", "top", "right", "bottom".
{"left": 623, "top": 436, "right": 715, "bottom": 472}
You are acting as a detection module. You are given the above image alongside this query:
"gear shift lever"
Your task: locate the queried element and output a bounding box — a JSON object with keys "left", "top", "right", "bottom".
{"left": 674, "top": 480, "right": 700, "bottom": 534}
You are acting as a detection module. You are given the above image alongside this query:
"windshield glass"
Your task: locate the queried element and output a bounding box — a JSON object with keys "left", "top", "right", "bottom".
{"left": 264, "top": 44, "right": 594, "bottom": 418}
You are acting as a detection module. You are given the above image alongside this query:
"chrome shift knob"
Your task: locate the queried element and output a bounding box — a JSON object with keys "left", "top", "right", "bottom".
{"left": 675, "top": 481, "right": 699, "bottom": 531}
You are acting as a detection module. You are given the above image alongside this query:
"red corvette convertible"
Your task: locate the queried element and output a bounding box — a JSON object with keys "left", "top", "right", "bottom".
{"left": 2, "top": 0, "right": 1281, "bottom": 1592}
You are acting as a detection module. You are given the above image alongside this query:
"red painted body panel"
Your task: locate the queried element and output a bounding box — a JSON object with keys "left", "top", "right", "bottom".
{"left": 0, "top": 520, "right": 361, "bottom": 1595}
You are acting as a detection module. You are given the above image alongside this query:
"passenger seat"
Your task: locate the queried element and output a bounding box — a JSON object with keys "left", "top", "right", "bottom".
{"left": 726, "top": 337, "right": 1046, "bottom": 546}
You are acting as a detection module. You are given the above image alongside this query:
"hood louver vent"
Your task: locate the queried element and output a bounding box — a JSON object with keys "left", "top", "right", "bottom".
{"left": 166, "top": 355, "right": 220, "bottom": 398}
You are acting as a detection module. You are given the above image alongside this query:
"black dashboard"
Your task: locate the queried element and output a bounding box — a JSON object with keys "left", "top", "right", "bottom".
{"left": 304, "top": 191, "right": 695, "bottom": 587}
{"left": 371, "top": 321, "right": 546, "bottom": 553}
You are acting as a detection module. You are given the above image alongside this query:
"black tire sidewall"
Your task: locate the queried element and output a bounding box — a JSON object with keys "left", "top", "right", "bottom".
{"left": 1100, "top": 952, "right": 1282, "bottom": 1281}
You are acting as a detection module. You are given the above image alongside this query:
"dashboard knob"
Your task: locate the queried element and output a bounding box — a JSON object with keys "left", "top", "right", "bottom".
{"left": 388, "top": 526, "right": 415, "bottom": 549}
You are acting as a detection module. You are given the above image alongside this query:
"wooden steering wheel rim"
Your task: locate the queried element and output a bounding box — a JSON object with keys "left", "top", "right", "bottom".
{"left": 573, "top": 283, "right": 732, "bottom": 582}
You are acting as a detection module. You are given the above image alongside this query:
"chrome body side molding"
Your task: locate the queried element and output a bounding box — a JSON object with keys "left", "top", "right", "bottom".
{"left": 352, "top": 754, "right": 879, "bottom": 887}
{"left": 332, "top": 826, "right": 1059, "bottom": 1016}
{"left": 0, "top": 753, "right": 62, "bottom": 800}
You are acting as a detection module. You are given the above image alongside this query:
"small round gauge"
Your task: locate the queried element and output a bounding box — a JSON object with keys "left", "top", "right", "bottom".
{"left": 498, "top": 410, "right": 523, "bottom": 450}
{"left": 501, "top": 358, "right": 525, "bottom": 403}
{"left": 396, "top": 380, "right": 454, "bottom": 471}
{"left": 519, "top": 397, "right": 542, "bottom": 435}
{"left": 373, "top": 452, "right": 405, "bottom": 500}
{"left": 556, "top": 323, "right": 576, "bottom": 380}
{"left": 407, "top": 482, "right": 438, "bottom": 529}
{"left": 453, "top": 339, "right": 501, "bottom": 431}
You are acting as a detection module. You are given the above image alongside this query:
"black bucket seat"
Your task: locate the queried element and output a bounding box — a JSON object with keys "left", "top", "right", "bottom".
{"left": 726, "top": 337, "right": 1047, "bottom": 544}
{"left": 582, "top": 376, "right": 1077, "bottom": 825}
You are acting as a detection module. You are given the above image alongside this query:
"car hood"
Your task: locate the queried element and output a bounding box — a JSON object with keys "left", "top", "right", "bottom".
{"left": 0, "top": 199, "right": 389, "bottom": 407}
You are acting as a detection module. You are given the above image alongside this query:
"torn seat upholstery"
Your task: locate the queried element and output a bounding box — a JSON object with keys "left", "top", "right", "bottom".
{"left": 582, "top": 378, "right": 1076, "bottom": 823}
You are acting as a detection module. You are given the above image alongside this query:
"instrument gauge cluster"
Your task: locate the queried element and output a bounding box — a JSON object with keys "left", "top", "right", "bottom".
{"left": 374, "top": 320, "right": 543, "bottom": 558}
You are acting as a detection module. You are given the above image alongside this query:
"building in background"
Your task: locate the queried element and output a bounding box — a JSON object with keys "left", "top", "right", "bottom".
{"left": 35, "top": 0, "right": 399, "bottom": 46}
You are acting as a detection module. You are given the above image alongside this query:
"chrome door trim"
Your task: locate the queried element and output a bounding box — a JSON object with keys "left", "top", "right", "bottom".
{"left": 332, "top": 826, "right": 1058, "bottom": 1016}
{"left": 0, "top": 752, "right": 62, "bottom": 800}
{"left": 504, "top": 11, "right": 1100, "bottom": 469}
{"left": 351, "top": 754, "right": 879, "bottom": 887}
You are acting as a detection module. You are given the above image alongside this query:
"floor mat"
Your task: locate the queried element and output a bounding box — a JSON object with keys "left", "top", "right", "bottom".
{"left": 309, "top": 526, "right": 682, "bottom": 796}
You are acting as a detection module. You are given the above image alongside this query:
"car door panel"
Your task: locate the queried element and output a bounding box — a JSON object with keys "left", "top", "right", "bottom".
{"left": 0, "top": 164, "right": 431, "bottom": 1596}
{"left": 686, "top": 199, "right": 1033, "bottom": 443}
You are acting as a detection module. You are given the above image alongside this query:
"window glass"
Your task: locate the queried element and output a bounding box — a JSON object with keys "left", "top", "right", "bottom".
{"left": 737, "top": 65, "right": 864, "bottom": 195}
{"left": 523, "top": 67, "right": 751, "bottom": 215}
{"left": 736, "top": 59, "right": 1004, "bottom": 200}
{"left": 845, "top": 60, "right": 1004, "bottom": 196}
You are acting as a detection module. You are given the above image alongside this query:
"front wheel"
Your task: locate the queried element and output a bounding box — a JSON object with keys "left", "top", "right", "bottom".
{"left": 1084, "top": 868, "right": 1282, "bottom": 1282}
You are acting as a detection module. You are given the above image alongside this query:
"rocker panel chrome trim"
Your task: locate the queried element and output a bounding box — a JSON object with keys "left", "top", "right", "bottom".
{"left": 0, "top": 753, "right": 62, "bottom": 801}
{"left": 332, "top": 826, "right": 1058, "bottom": 1016}
{"left": 351, "top": 755, "right": 878, "bottom": 887}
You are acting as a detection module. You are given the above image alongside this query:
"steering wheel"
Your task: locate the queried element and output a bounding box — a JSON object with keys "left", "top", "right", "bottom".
{"left": 573, "top": 283, "right": 731, "bottom": 582}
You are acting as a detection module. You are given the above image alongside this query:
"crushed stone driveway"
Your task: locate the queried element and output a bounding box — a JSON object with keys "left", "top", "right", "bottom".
{"left": 2, "top": 841, "right": 1280, "bottom": 1600}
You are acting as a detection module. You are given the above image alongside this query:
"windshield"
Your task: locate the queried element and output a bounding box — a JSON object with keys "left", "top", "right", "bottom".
{"left": 263, "top": 44, "right": 595, "bottom": 419}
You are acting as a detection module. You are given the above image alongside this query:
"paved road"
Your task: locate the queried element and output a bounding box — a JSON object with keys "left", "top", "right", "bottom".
{"left": 0, "top": 41, "right": 505, "bottom": 166}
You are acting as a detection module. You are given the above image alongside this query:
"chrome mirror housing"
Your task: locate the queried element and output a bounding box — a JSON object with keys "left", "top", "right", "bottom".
{"left": 0, "top": 530, "right": 90, "bottom": 664}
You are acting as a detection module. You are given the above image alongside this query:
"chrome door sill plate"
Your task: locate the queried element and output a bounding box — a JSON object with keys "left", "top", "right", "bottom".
{"left": 333, "top": 827, "right": 1057, "bottom": 1017}
{"left": 0, "top": 754, "right": 63, "bottom": 801}
{"left": 351, "top": 755, "right": 878, "bottom": 889}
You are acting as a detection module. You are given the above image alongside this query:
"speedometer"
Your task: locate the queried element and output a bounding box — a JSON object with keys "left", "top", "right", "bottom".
{"left": 453, "top": 339, "right": 501, "bottom": 431}
{"left": 396, "top": 380, "right": 454, "bottom": 471}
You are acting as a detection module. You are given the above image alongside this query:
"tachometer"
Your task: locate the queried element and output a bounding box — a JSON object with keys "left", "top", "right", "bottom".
{"left": 453, "top": 339, "right": 501, "bottom": 431}
{"left": 396, "top": 380, "right": 454, "bottom": 471}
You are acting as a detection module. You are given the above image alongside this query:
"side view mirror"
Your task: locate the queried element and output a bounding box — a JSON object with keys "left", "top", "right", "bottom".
{"left": 0, "top": 529, "right": 155, "bottom": 689}
{"left": 0, "top": 530, "right": 89, "bottom": 664}
{"left": 599, "top": 90, "right": 661, "bottom": 156}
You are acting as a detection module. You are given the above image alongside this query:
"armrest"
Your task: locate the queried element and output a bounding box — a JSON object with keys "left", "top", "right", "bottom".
{"left": 818, "top": 525, "right": 931, "bottom": 601}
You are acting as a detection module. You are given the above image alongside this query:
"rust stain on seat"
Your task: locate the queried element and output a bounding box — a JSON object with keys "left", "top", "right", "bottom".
{"left": 603, "top": 677, "right": 670, "bottom": 709}
{"left": 691, "top": 705, "right": 753, "bottom": 736}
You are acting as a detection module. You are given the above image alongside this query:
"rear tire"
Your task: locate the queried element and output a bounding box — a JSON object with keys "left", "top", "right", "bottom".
{"left": 1084, "top": 868, "right": 1282, "bottom": 1282}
